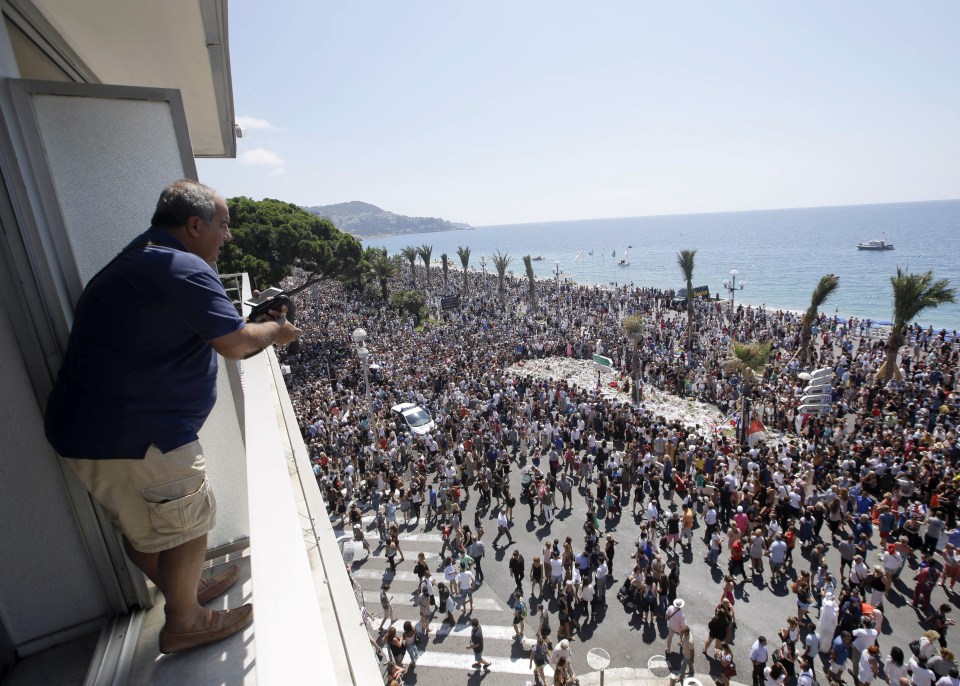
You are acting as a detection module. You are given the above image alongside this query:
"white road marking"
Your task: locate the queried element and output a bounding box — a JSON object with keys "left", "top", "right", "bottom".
{"left": 389, "top": 620, "right": 537, "bottom": 643}
{"left": 355, "top": 531, "right": 444, "bottom": 543}
{"left": 368, "top": 550, "right": 439, "bottom": 561}
{"left": 367, "top": 596, "right": 504, "bottom": 612}
{"left": 408, "top": 650, "right": 554, "bottom": 676}
{"left": 353, "top": 569, "right": 421, "bottom": 583}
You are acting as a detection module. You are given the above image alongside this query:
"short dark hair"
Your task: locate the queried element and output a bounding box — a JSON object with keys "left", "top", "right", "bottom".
{"left": 151, "top": 179, "right": 218, "bottom": 228}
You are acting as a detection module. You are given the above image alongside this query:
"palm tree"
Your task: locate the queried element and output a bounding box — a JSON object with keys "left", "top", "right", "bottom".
{"left": 522, "top": 255, "right": 537, "bottom": 313}
{"left": 491, "top": 250, "right": 512, "bottom": 310}
{"left": 724, "top": 341, "right": 772, "bottom": 444}
{"left": 676, "top": 249, "right": 697, "bottom": 358}
{"left": 799, "top": 274, "right": 840, "bottom": 368}
{"left": 400, "top": 246, "right": 418, "bottom": 288}
{"left": 876, "top": 268, "right": 955, "bottom": 382}
{"left": 418, "top": 244, "right": 433, "bottom": 290}
{"left": 623, "top": 314, "right": 644, "bottom": 404}
{"left": 370, "top": 249, "right": 398, "bottom": 301}
{"left": 441, "top": 253, "right": 450, "bottom": 290}
{"left": 457, "top": 246, "right": 471, "bottom": 293}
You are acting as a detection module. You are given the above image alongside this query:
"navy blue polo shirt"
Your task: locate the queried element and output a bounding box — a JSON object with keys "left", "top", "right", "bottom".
{"left": 45, "top": 227, "right": 245, "bottom": 459}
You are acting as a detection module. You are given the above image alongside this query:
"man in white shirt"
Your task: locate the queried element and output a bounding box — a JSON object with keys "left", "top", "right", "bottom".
{"left": 851, "top": 620, "right": 878, "bottom": 675}
{"left": 647, "top": 500, "right": 659, "bottom": 528}
{"left": 705, "top": 502, "right": 719, "bottom": 538}
{"left": 769, "top": 534, "right": 788, "bottom": 581}
{"left": 750, "top": 636, "right": 769, "bottom": 686}
{"left": 581, "top": 581, "right": 596, "bottom": 622}
{"left": 457, "top": 566, "right": 475, "bottom": 613}
{"left": 550, "top": 556, "right": 564, "bottom": 589}
{"left": 493, "top": 511, "right": 513, "bottom": 547}
{"left": 595, "top": 558, "right": 609, "bottom": 603}
{"left": 665, "top": 599, "right": 686, "bottom": 652}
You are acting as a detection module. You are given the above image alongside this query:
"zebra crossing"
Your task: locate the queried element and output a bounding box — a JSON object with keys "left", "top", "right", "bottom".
{"left": 339, "top": 523, "right": 558, "bottom": 681}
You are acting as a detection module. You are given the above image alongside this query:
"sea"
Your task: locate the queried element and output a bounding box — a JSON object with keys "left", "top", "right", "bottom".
{"left": 369, "top": 199, "right": 960, "bottom": 330}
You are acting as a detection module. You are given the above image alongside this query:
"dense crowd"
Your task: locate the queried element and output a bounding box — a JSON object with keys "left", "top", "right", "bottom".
{"left": 278, "top": 264, "right": 960, "bottom": 686}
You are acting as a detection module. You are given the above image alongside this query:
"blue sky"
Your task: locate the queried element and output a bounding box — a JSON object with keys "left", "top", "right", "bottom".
{"left": 197, "top": 1, "right": 960, "bottom": 226}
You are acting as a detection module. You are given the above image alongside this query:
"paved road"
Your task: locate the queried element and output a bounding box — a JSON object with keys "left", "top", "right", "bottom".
{"left": 338, "top": 454, "right": 950, "bottom": 686}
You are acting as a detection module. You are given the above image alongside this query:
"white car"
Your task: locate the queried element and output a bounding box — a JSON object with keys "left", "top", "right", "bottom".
{"left": 390, "top": 403, "right": 436, "bottom": 436}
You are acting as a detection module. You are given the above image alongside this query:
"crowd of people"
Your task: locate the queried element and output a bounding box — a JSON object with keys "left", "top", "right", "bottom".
{"left": 279, "top": 262, "right": 960, "bottom": 686}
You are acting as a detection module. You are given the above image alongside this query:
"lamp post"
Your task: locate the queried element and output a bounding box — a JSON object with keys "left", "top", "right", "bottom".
{"left": 555, "top": 261, "right": 561, "bottom": 321}
{"left": 721, "top": 269, "right": 745, "bottom": 319}
{"left": 352, "top": 328, "right": 376, "bottom": 441}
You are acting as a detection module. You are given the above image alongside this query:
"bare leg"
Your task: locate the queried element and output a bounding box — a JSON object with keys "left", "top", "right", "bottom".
{"left": 125, "top": 534, "right": 209, "bottom": 633}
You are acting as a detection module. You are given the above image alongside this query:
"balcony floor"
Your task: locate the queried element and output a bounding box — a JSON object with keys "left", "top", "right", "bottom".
{"left": 128, "top": 553, "right": 256, "bottom": 686}
{"left": 5, "top": 631, "right": 98, "bottom": 686}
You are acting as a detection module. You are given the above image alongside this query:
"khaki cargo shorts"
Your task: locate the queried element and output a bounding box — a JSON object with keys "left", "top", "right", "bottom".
{"left": 64, "top": 441, "right": 217, "bottom": 553}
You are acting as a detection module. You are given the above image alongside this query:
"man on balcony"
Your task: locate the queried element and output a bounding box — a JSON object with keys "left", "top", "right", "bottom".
{"left": 44, "top": 180, "right": 302, "bottom": 654}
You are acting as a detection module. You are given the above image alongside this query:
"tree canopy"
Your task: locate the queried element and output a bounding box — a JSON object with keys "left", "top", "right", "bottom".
{"left": 219, "top": 196, "right": 362, "bottom": 290}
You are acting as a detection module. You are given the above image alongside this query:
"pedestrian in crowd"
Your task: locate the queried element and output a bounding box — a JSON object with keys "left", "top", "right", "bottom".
{"left": 493, "top": 510, "right": 513, "bottom": 547}
{"left": 829, "top": 631, "right": 854, "bottom": 685}
{"left": 437, "top": 582, "right": 456, "bottom": 624}
{"left": 512, "top": 590, "right": 527, "bottom": 638}
{"left": 705, "top": 603, "right": 731, "bottom": 655}
{"left": 665, "top": 598, "right": 686, "bottom": 653}
{"left": 554, "top": 656, "right": 573, "bottom": 686}
{"left": 530, "top": 555, "right": 545, "bottom": 597}
{"left": 443, "top": 555, "right": 459, "bottom": 595}
{"left": 718, "top": 643, "right": 737, "bottom": 686}
{"left": 384, "top": 532, "right": 404, "bottom": 571}
{"left": 458, "top": 562, "right": 475, "bottom": 614}
{"left": 468, "top": 618, "right": 491, "bottom": 672}
{"left": 510, "top": 549, "right": 526, "bottom": 593}
{"left": 401, "top": 620, "right": 419, "bottom": 665}
{"left": 885, "top": 646, "right": 909, "bottom": 686}
{"left": 678, "top": 625, "right": 696, "bottom": 678}
{"left": 379, "top": 582, "right": 394, "bottom": 631}
{"left": 552, "top": 638, "right": 576, "bottom": 684}
{"left": 381, "top": 625, "right": 405, "bottom": 667}
{"left": 750, "top": 635, "right": 769, "bottom": 686}
{"left": 416, "top": 588, "right": 432, "bottom": 639}
{"left": 530, "top": 633, "right": 551, "bottom": 685}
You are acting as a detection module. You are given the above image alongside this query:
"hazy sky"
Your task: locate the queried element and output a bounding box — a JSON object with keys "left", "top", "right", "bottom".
{"left": 197, "top": 1, "right": 960, "bottom": 226}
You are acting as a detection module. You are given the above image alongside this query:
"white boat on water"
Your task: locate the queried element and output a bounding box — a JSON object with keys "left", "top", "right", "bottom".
{"left": 618, "top": 248, "right": 630, "bottom": 266}
{"left": 857, "top": 238, "right": 894, "bottom": 250}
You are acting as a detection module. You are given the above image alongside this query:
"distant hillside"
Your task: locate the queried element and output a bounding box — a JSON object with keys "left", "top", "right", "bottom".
{"left": 303, "top": 201, "right": 471, "bottom": 238}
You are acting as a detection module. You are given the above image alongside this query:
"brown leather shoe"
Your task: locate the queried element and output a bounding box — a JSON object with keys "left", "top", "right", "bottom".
{"left": 197, "top": 565, "right": 240, "bottom": 605}
{"left": 159, "top": 604, "right": 253, "bottom": 654}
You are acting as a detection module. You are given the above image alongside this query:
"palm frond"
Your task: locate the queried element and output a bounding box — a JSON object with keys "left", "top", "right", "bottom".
{"left": 676, "top": 249, "right": 696, "bottom": 283}
{"left": 457, "top": 246, "right": 471, "bottom": 270}
{"left": 891, "top": 268, "right": 956, "bottom": 334}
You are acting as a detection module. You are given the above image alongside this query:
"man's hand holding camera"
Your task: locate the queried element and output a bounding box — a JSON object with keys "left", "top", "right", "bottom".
{"left": 256, "top": 303, "right": 302, "bottom": 346}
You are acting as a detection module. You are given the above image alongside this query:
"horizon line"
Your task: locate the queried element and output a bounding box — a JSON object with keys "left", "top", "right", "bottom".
{"left": 474, "top": 196, "right": 960, "bottom": 230}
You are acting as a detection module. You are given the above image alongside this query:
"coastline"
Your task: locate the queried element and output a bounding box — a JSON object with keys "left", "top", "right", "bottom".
{"left": 371, "top": 200, "right": 960, "bottom": 331}
{"left": 459, "top": 268, "right": 901, "bottom": 333}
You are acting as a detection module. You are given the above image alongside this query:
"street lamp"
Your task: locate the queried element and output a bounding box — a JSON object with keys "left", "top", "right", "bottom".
{"left": 352, "top": 328, "right": 376, "bottom": 441}
{"left": 721, "top": 269, "right": 746, "bottom": 318}
{"left": 555, "top": 261, "right": 561, "bottom": 320}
